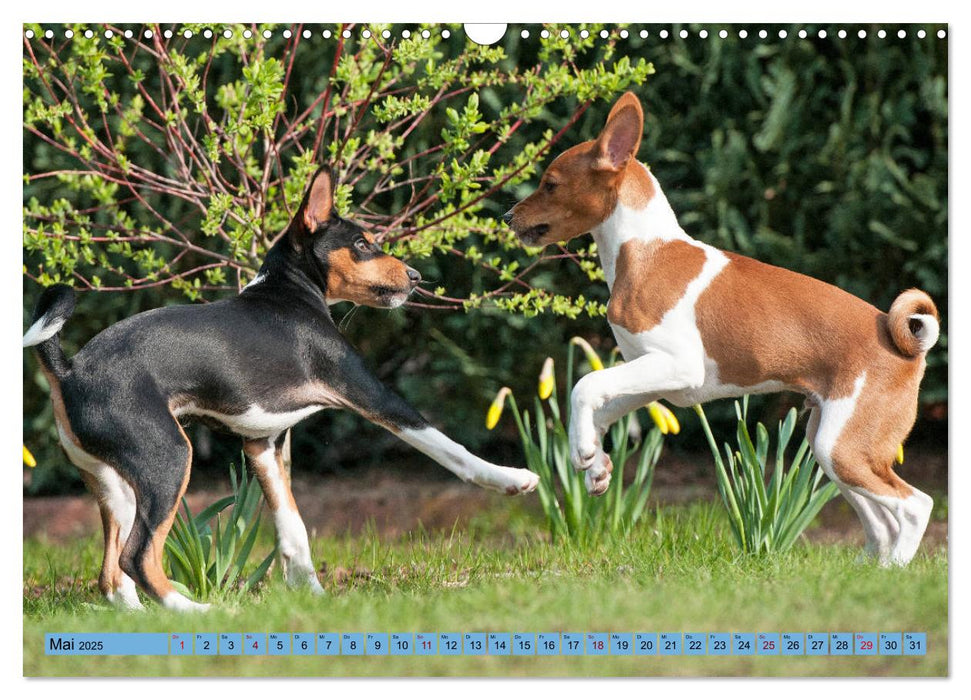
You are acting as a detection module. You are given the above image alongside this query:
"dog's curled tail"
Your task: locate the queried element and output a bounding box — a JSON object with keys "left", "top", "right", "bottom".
{"left": 887, "top": 288, "right": 940, "bottom": 358}
{"left": 23, "top": 284, "right": 76, "bottom": 379}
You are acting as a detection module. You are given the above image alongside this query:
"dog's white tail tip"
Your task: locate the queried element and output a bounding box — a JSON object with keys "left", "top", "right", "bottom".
{"left": 22, "top": 312, "right": 66, "bottom": 348}
{"left": 909, "top": 313, "right": 940, "bottom": 354}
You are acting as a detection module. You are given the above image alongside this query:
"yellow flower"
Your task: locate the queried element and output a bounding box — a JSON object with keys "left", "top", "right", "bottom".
{"left": 647, "top": 403, "right": 669, "bottom": 435}
{"left": 23, "top": 445, "right": 36, "bottom": 468}
{"left": 570, "top": 336, "right": 604, "bottom": 371}
{"left": 486, "top": 387, "right": 512, "bottom": 430}
{"left": 647, "top": 402, "right": 680, "bottom": 435}
{"left": 538, "top": 358, "right": 555, "bottom": 400}
{"left": 896, "top": 443, "right": 905, "bottom": 465}
{"left": 660, "top": 404, "right": 680, "bottom": 435}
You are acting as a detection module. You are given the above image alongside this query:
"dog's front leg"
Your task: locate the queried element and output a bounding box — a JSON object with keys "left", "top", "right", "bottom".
{"left": 570, "top": 351, "right": 702, "bottom": 494}
{"left": 335, "top": 348, "right": 539, "bottom": 495}
{"left": 244, "top": 435, "right": 324, "bottom": 593}
{"left": 396, "top": 426, "right": 540, "bottom": 495}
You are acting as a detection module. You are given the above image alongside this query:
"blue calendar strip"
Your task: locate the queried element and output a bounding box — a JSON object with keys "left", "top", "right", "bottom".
{"left": 44, "top": 631, "right": 929, "bottom": 657}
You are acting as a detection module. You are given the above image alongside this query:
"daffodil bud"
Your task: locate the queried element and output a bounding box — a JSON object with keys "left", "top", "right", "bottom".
{"left": 660, "top": 403, "right": 680, "bottom": 435}
{"left": 23, "top": 445, "right": 36, "bottom": 468}
{"left": 646, "top": 402, "right": 680, "bottom": 435}
{"left": 570, "top": 336, "right": 604, "bottom": 371}
{"left": 538, "top": 358, "right": 555, "bottom": 400}
{"left": 486, "top": 387, "right": 512, "bottom": 430}
{"left": 648, "top": 402, "right": 669, "bottom": 435}
{"left": 896, "top": 443, "right": 904, "bottom": 465}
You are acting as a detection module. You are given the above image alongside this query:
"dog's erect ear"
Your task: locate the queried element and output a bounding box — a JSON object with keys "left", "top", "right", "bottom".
{"left": 300, "top": 167, "right": 335, "bottom": 233}
{"left": 594, "top": 92, "right": 644, "bottom": 172}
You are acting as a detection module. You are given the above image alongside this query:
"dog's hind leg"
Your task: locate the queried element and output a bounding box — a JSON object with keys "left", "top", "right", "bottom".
{"left": 244, "top": 434, "right": 323, "bottom": 593}
{"left": 116, "top": 413, "right": 208, "bottom": 612}
{"left": 834, "top": 485, "right": 900, "bottom": 562}
{"left": 80, "top": 468, "right": 142, "bottom": 609}
{"left": 51, "top": 384, "right": 142, "bottom": 609}
{"left": 805, "top": 405, "right": 896, "bottom": 561}
{"left": 856, "top": 482, "right": 933, "bottom": 566}
{"left": 811, "top": 389, "right": 932, "bottom": 566}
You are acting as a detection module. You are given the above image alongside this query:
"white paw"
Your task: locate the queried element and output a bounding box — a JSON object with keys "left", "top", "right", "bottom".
{"left": 162, "top": 591, "right": 211, "bottom": 613}
{"left": 107, "top": 584, "right": 144, "bottom": 611}
{"left": 485, "top": 466, "right": 540, "bottom": 495}
{"left": 505, "top": 468, "right": 540, "bottom": 495}
{"left": 870, "top": 548, "right": 912, "bottom": 568}
{"left": 570, "top": 426, "right": 603, "bottom": 472}
{"left": 569, "top": 410, "right": 600, "bottom": 472}
{"left": 571, "top": 443, "right": 599, "bottom": 472}
{"left": 859, "top": 542, "right": 893, "bottom": 566}
{"left": 885, "top": 549, "right": 916, "bottom": 568}
{"left": 583, "top": 452, "right": 613, "bottom": 496}
{"left": 282, "top": 552, "right": 326, "bottom": 593}
{"left": 106, "top": 575, "right": 143, "bottom": 610}
{"left": 285, "top": 567, "right": 325, "bottom": 594}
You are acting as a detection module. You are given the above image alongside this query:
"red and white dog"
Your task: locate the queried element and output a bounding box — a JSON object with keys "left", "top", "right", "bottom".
{"left": 504, "top": 92, "right": 939, "bottom": 566}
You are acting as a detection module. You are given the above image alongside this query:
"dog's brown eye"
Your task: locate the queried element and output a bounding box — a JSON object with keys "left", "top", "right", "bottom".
{"left": 354, "top": 238, "right": 370, "bottom": 253}
{"left": 544, "top": 181, "right": 558, "bottom": 194}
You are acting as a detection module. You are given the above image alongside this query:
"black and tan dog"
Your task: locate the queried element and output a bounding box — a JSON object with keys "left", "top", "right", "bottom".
{"left": 24, "top": 167, "right": 539, "bottom": 611}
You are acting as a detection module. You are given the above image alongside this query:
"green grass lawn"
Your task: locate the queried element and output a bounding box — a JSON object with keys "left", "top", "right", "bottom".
{"left": 23, "top": 502, "right": 947, "bottom": 677}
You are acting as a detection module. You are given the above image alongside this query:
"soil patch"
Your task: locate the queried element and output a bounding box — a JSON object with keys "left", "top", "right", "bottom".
{"left": 23, "top": 448, "right": 947, "bottom": 548}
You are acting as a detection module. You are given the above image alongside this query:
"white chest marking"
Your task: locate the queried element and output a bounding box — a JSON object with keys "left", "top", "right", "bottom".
{"left": 593, "top": 169, "right": 689, "bottom": 289}
{"left": 594, "top": 172, "right": 728, "bottom": 362}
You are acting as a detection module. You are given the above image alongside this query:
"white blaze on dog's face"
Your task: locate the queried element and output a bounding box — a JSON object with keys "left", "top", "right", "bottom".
{"left": 293, "top": 168, "right": 421, "bottom": 308}
{"left": 504, "top": 92, "right": 655, "bottom": 246}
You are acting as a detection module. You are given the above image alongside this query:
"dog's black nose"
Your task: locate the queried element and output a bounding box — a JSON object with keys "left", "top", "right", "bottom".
{"left": 501, "top": 210, "right": 514, "bottom": 225}
{"left": 407, "top": 267, "right": 421, "bottom": 286}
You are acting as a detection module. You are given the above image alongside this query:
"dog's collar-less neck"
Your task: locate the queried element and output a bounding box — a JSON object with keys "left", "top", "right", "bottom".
{"left": 242, "top": 235, "right": 332, "bottom": 314}
{"left": 591, "top": 164, "right": 689, "bottom": 291}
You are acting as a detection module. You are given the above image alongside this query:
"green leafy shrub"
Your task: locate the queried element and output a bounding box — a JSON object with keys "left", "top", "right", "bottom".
{"left": 165, "top": 459, "right": 276, "bottom": 600}
{"left": 22, "top": 22, "right": 649, "bottom": 314}
{"left": 694, "top": 397, "right": 839, "bottom": 554}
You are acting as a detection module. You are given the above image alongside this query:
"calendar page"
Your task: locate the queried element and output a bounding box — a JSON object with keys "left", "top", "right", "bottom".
{"left": 21, "top": 20, "right": 948, "bottom": 679}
